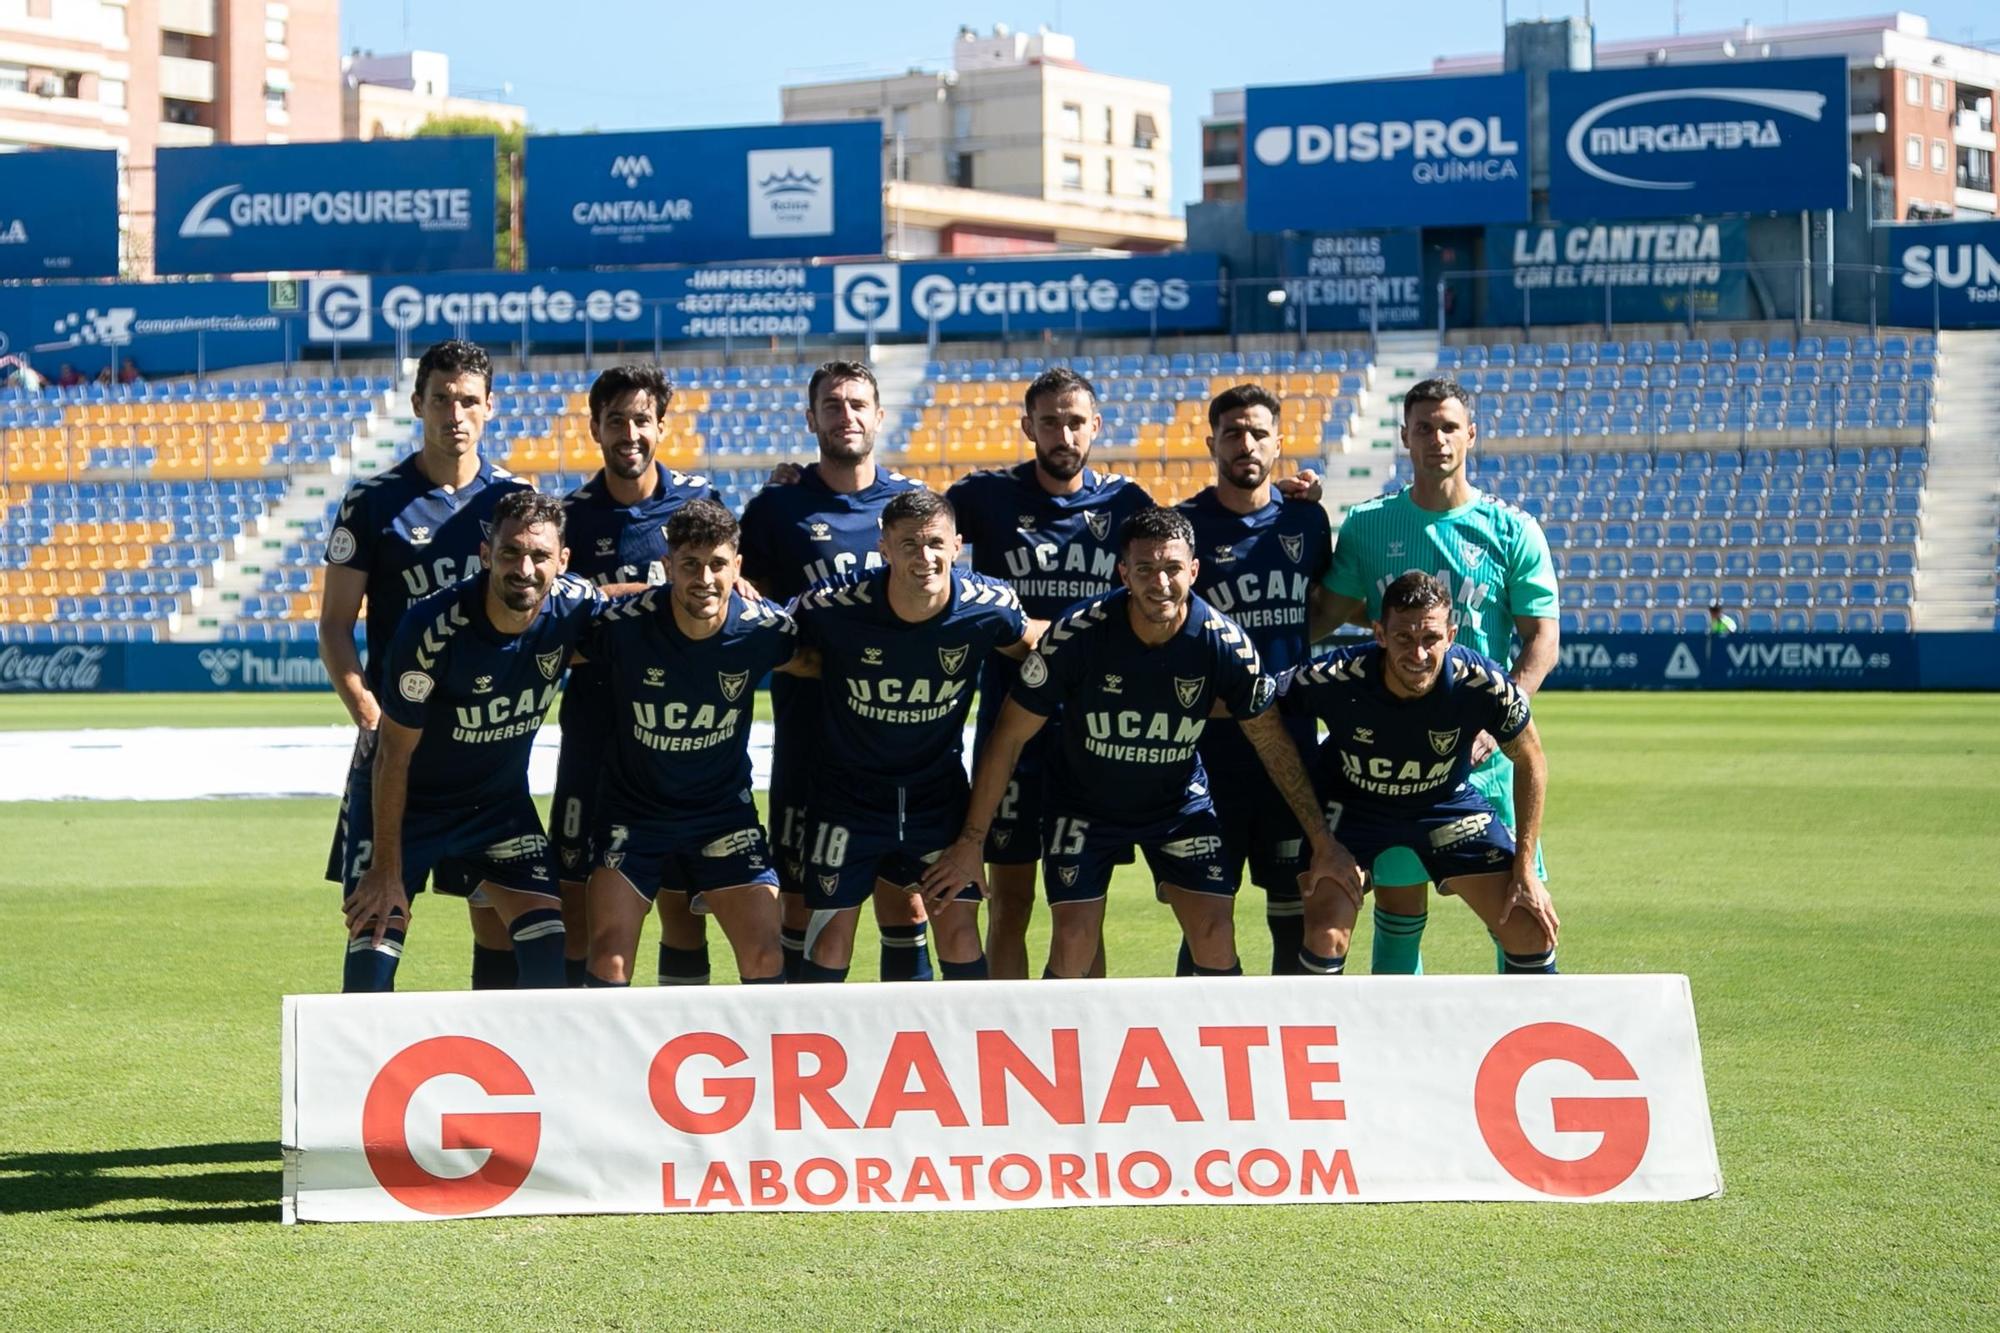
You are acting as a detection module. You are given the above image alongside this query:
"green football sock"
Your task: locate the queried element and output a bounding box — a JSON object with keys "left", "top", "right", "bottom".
{"left": 1371, "top": 907, "right": 1426, "bottom": 975}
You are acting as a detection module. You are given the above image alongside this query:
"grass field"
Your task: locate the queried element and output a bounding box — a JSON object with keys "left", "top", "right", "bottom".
{"left": 2, "top": 692, "right": 1996, "bottom": 1329}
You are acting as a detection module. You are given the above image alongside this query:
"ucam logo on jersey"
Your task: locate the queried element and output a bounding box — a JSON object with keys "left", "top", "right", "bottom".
{"left": 1245, "top": 72, "right": 1529, "bottom": 230}
{"left": 1547, "top": 57, "right": 1848, "bottom": 220}
{"left": 155, "top": 138, "right": 495, "bottom": 276}
{"left": 281, "top": 976, "right": 1721, "bottom": 1221}
{"left": 1887, "top": 220, "right": 2000, "bottom": 328}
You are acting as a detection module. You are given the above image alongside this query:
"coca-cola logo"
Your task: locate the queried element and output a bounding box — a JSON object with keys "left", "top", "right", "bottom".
{"left": 0, "top": 645, "right": 107, "bottom": 692}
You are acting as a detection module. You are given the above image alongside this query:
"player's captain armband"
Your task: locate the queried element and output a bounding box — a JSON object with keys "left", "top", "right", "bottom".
{"left": 327, "top": 527, "right": 357, "bottom": 563}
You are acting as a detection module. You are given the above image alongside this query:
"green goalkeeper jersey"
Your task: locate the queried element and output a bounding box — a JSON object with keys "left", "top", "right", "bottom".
{"left": 1323, "top": 486, "right": 1559, "bottom": 659}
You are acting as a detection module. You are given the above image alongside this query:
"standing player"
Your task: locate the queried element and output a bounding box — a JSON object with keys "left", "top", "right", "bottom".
{"left": 943, "top": 367, "right": 1153, "bottom": 979}
{"left": 341, "top": 492, "right": 603, "bottom": 990}
{"left": 1281, "top": 572, "right": 1559, "bottom": 973}
{"left": 1177, "top": 384, "right": 1343, "bottom": 975}
{"left": 554, "top": 364, "right": 722, "bottom": 986}
{"left": 737, "top": 361, "right": 932, "bottom": 983}
{"left": 791, "top": 489, "right": 1039, "bottom": 982}
{"left": 578, "top": 500, "right": 800, "bottom": 987}
{"left": 319, "top": 339, "right": 531, "bottom": 990}
{"left": 923, "top": 507, "right": 1357, "bottom": 978}
{"left": 1317, "top": 377, "right": 1559, "bottom": 974}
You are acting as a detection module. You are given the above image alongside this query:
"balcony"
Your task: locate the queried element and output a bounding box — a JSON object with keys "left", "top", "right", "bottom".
{"left": 157, "top": 56, "right": 213, "bottom": 103}
{"left": 156, "top": 119, "right": 214, "bottom": 147}
{"left": 1953, "top": 110, "right": 1996, "bottom": 152}
{"left": 157, "top": 0, "right": 216, "bottom": 37}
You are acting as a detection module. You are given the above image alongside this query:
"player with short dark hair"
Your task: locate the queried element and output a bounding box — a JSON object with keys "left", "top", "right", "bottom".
{"left": 578, "top": 498, "right": 802, "bottom": 987}
{"left": 943, "top": 365, "right": 1154, "bottom": 979}
{"left": 922, "top": 506, "right": 1357, "bottom": 978}
{"left": 1317, "top": 376, "right": 1559, "bottom": 974}
{"left": 319, "top": 338, "right": 531, "bottom": 990}
{"left": 553, "top": 364, "right": 723, "bottom": 985}
{"left": 1176, "top": 384, "right": 1343, "bottom": 975}
{"left": 1281, "top": 571, "right": 1559, "bottom": 974}
{"left": 738, "top": 360, "right": 934, "bottom": 983}
{"left": 791, "top": 489, "right": 1041, "bottom": 981}
{"left": 341, "top": 490, "right": 604, "bottom": 991}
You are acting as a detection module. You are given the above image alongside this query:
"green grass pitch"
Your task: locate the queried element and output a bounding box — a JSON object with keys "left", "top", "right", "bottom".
{"left": 1, "top": 692, "right": 1995, "bottom": 1329}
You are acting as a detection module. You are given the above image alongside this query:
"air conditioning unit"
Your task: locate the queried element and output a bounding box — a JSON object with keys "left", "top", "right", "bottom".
{"left": 34, "top": 76, "right": 64, "bottom": 98}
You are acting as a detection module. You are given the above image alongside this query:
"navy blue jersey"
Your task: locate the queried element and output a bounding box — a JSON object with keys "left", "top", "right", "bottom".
{"left": 379, "top": 571, "right": 603, "bottom": 811}
{"left": 1011, "top": 590, "right": 1275, "bottom": 824}
{"left": 325, "top": 454, "right": 531, "bottom": 694}
{"left": 738, "top": 464, "right": 921, "bottom": 602}
{"left": 792, "top": 569, "right": 1026, "bottom": 795}
{"left": 558, "top": 464, "right": 724, "bottom": 737}
{"left": 584, "top": 588, "right": 799, "bottom": 811}
{"left": 1282, "top": 643, "right": 1531, "bottom": 813}
{"left": 1181, "top": 488, "right": 1334, "bottom": 773}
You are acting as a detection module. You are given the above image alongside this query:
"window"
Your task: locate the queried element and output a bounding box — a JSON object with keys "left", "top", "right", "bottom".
{"left": 1103, "top": 106, "right": 1115, "bottom": 144}
{"left": 161, "top": 31, "right": 195, "bottom": 58}
{"left": 1060, "top": 154, "right": 1083, "bottom": 190}
{"left": 952, "top": 103, "right": 972, "bottom": 141}
{"left": 0, "top": 65, "right": 24, "bottom": 96}
{"left": 265, "top": 84, "right": 287, "bottom": 115}
{"left": 162, "top": 97, "right": 205, "bottom": 126}
{"left": 1931, "top": 78, "right": 1946, "bottom": 111}
{"left": 1905, "top": 72, "right": 1922, "bottom": 104}
{"left": 1204, "top": 124, "right": 1241, "bottom": 168}
{"left": 266, "top": 16, "right": 287, "bottom": 58}
{"left": 1103, "top": 157, "right": 1114, "bottom": 194}
{"left": 1906, "top": 134, "right": 1923, "bottom": 167}
{"left": 891, "top": 107, "right": 909, "bottom": 141}
{"left": 952, "top": 152, "right": 975, "bottom": 189}
{"left": 1932, "top": 139, "right": 1948, "bottom": 172}
{"left": 1133, "top": 112, "right": 1159, "bottom": 150}
{"left": 1135, "top": 159, "right": 1157, "bottom": 200}
{"left": 1060, "top": 102, "right": 1082, "bottom": 141}
{"left": 62, "top": 70, "right": 83, "bottom": 98}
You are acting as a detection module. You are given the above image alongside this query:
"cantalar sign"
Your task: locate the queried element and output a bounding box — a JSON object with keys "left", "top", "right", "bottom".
{"left": 283, "top": 976, "right": 1722, "bottom": 1221}
{"left": 155, "top": 138, "right": 496, "bottom": 276}
{"left": 1548, "top": 57, "right": 1849, "bottom": 220}
{"left": 1245, "top": 72, "right": 1529, "bottom": 231}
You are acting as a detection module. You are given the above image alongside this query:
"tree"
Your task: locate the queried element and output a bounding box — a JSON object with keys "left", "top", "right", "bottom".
{"left": 415, "top": 115, "right": 526, "bottom": 269}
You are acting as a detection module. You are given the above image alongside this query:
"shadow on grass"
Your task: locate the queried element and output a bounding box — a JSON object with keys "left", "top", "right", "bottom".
{"left": 0, "top": 1141, "right": 281, "bottom": 1224}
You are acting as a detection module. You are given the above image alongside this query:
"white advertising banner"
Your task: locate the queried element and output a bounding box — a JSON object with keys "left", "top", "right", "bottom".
{"left": 282, "top": 976, "right": 1722, "bottom": 1223}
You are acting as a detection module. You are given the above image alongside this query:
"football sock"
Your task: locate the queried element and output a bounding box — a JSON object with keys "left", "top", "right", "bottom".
{"left": 1298, "top": 946, "right": 1346, "bottom": 975}
{"left": 1191, "top": 959, "right": 1244, "bottom": 977}
{"left": 780, "top": 926, "right": 806, "bottom": 983}
{"left": 343, "top": 927, "right": 405, "bottom": 993}
{"left": 939, "top": 955, "right": 989, "bottom": 981}
{"left": 564, "top": 957, "right": 588, "bottom": 988}
{"left": 509, "top": 909, "right": 568, "bottom": 988}
{"left": 1503, "top": 948, "right": 1558, "bottom": 975}
{"left": 1371, "top": 908, "right": 1427, "bottom": 975}
{"left": 879, "top": 922, "right": 934, "bottom": 982}
{"left": 471, "top": 943, "right": 518, "bottom": 990}
{"left": 584, "top": 972, "right": 629, "bottom": 988}
{"left": 800, "top": 958, "right": 850, "bottom": 984}
{"left": 1174, "top": 939, "right": 1195, "bottom": 977}
{"left": 1268, "top": 908, "right": 1307, "bottom": 976}
{"left": 658, "top": 943, "right": 712, "bottom": 986}
{"left": 741, "top": 973, "right": 785, "bottom": 985}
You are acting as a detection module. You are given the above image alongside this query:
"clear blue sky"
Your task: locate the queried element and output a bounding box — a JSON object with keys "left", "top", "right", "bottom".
{"left": 341, "top": 1, "right": 1998, "bottom": 208}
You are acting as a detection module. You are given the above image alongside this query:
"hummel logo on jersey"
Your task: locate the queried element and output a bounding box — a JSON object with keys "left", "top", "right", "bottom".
{"left": 1017, "top": 515, "right": 1036, "bottom": 531}
{"left": 474, "top": 675, "right": 495, "bottom": 693}
{"left": 862, "top": 646, "right": 884, "bottom": 666}
{"left": 1352, "top": 726, "right": 1374, "bottom": 745}
{"left": 596, "top": 537, "right": 616, "bottom": 556}
{"left": 1280, "top": 533, "right": 1305, "bottom": 563}
{"left": 809, "top": 521, "right": 833, "bottom": 542}
{"left": 1213, "top": 544, "right": 1238, "bottom": 566}
{"left": 536, "top": 651, "right": 563, "bottom": 681}
{"left": 644, "top": 666, "right": 666, "bottom": 688}
{"left": 1084, "top": 511, "right": 1111, "bottom": 541}
{"left": 409, "top": 526, "right": 432, "bottom": 547}
{"left": 1103, "top": 674, "right": 1123, "bottom": 694}
{"left": 717, "top": 669, "right": 749, "bottom": 701}
{"left": 1174, "top": 676, "right": 1205, "bottom": 709}
{"left": 1058, "top": 865, "right": 1080, "bottom": 886}
{"left": 1387, "top": 539, "right": 1405, "bottom": 557}
{"left": 1429, "top": 728, "right": 1462, "bottom": 756}
{"left": 939, "top": 645, "right": 969, "bottom": 675}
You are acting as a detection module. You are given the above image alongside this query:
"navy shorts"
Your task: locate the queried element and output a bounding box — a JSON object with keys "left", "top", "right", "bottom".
{"left": 550, "top": 723, "right": 608, "bottom": 885}
{"left": 1209, "top": 762, "right": 1309, "bottom": 902}
{"left": 593, "top": 795, "right": 778, "bottom": 907}
{"left": 1042, "top": 806, "right": 1234, "bottom": 905}
{"left": 977, "top": 724, "right": 1055, "bottom": 866}
{"left": 767, "top": 752, "right": 812, "bottom": 895}
{"left": 337, "top": 759, "right": 560, "bottom": 903}
{"left": 803, "top": 788, "right": 977, "bottom": 912}
{"left": 324, "top": 728, "right": 376, "bottom": 884}
{"left": 1325, "top": 791, "right": 1518, "bottom": 891}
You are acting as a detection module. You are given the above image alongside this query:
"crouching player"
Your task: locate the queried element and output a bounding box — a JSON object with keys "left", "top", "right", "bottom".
{"left": 1282, "top": 571, "right": 1560, "bottom": 974}
{"left": 342, "top": 492, "right": 602, "bottom": 990}
{"left": 790, "top": 489, "right": 1043, "bottom": 982}
{"left": 577, "top": 499, "right": 803, "bottom": 987}
{"left": 924, "top": 507, "right": 1357, "bottom": 979}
